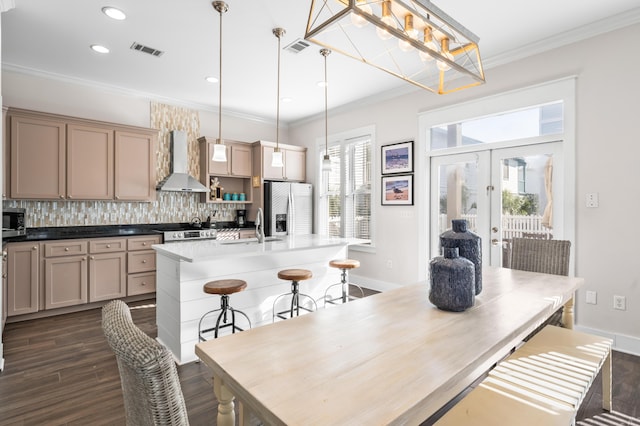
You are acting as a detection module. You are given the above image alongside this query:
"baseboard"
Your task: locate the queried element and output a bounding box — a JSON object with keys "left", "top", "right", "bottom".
{"left": 574, "top": 325, "right": 640, "bottom": 356}
{"left": 349, "top": 274, "right": 404, "bottom": 293}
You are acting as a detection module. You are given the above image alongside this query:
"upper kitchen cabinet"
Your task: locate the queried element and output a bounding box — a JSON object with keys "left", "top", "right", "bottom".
{"left": 9, "top": 112, "right": 66, "bottom": 199}
{"left": 198, "top": 137, "right": 252, "bottom": 178}
{"left": 5, "top": 108, "right": 157, "bottom": 202}
{"left": 253, "top": 140, "right": 306, "bottom": 182}
{"left": 115, "top": 131, "right": 156, "bottom": 201}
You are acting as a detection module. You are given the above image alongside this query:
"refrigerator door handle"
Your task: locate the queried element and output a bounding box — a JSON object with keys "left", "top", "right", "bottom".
{"left": 288, "top": 190, "right": 295, "bottom": 236}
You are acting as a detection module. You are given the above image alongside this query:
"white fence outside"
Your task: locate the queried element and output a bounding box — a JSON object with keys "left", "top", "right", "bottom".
{"left": 439, "top": 214, "right": 552, "bottom": 240}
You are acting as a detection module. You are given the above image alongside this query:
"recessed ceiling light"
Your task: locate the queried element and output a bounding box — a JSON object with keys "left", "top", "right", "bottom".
{"left": 102, "top": 6, "right": 126, "bottom": 20}
{"left": 205, "top": 76, "right": 219, "bottom": 83}
{"left": 90, "top": 44, "right": 110, "bottom": 54}
{"left": 281, "top": 97, "right": 293, "bottom": 103}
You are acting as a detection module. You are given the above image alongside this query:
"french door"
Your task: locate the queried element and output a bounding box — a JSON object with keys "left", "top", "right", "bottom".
{"left": 430, "top": 141, "right": 564, "bottom": 267}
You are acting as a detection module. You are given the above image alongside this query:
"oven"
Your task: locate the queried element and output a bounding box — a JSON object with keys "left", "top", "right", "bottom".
{"left": 160, "top": 228, "right": 217, "bottom": 242}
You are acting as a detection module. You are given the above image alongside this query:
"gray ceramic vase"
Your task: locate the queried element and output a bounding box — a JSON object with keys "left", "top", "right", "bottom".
{"left": 440, "top": 219, "right": 482, "bottom": 295}
{"left": 429, "top": 247, "right": 475, "bottom": 312}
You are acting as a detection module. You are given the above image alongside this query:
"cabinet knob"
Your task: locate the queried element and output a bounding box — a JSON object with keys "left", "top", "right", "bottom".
{"left": 90, "top": 256, "right": 95, "bottom": 260}
{"left": 82, "top": 257, "right": 87, "bottom": 261}
{"left": 142, "top": 259, "right": 147, "bottom": 264}
{"left": 142, "top": 242, "right": 147, "bottom": 246}
{"left": 116, "top": 196, "right": 120, "bottom": 200}
{"left": 65, "top": 247, "right": 69, "bottom": 251}
{"left": 60, "top": 195, "right": 65, "bottom": 199}
{"left": 141, "top": 281, "right": 146, "bottom": 286}
{"left": 106, "top": 244, "right": 111, "bottom": 248}
{"left": 32, "top": 246, "right": 38, "bottom": 250}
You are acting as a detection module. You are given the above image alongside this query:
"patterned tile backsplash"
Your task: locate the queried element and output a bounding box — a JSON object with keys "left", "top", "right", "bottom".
{"left": 3, "top": 193, "right": 245, "bottom": 227}
{"left": 3, "top": 102, "right": 247, "bottom": 228}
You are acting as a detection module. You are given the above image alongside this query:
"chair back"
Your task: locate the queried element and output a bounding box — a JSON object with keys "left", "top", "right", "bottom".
{"left": 510, "top": 238, "right": 571, "bottom": 276}
{"left": 102, "top": 300, "right": 189, "bottom": 426}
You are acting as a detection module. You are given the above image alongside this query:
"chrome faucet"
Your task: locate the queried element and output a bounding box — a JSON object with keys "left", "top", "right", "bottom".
{"left": 255, "top": 208, "right": 265, "bottom": 243}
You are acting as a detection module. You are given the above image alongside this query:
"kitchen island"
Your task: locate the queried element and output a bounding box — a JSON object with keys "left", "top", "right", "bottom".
{"left": 153, "top": 235, "right": 361, "bottom": 364}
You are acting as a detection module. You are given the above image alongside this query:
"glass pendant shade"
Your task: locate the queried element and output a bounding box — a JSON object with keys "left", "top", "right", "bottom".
{"left": 271, "top": 149, "right": 284, "bottom": 168}
{"left": 212, "top": 141, "right": 227, "bottom": 162}
{"left": 322, "top": 154, "right": 332, "bottom": 172}
{"left": 305, "top": 0, "right": 485, "bottom": 95}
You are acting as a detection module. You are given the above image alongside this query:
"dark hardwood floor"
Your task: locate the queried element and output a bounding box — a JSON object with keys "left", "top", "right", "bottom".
{"left": 0, "top": 297, "right": 638, "bottom": 425}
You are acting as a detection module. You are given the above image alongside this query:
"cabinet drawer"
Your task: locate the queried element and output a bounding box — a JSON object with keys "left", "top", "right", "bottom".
{"left": 127, "top": 250, "right": 156, "bottom": 273}
{"left": 127, "top": 235, "right": 161, "bottom": 251}
{"left": 239, "top": 229, "right": 256, "bottom": 239}
{"left": 89, "top": 238, "right": 126, "bottom": 254}
{"left": 127, "top": 272, "right": 156, "bottom": 296}
{"left": 43, "top": 240, "right": 88, "bottom": 257}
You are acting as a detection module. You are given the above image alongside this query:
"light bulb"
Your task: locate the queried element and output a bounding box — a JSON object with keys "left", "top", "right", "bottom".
{"left": 322, "top": 155, "right": 332, "bottom": 172}
{"left": 271, "top": 149, "right": 284, "bottom": 168}
{"left": 419, "top": 27, "right": 438, "bottom": 61}
{"left": 376, "top": 1, "right": 396, "bottom": 41}
{"left": 212, "top": 142, "right": 227, "bottom": 162}
{"left": 398, "top": 15, "right": 418, "bottom": 52}
{"left": 437, "top": 38, "right": 454, "bottom": 71}
{"left": 350, "top": 0, "right": 372, "bottom": 28}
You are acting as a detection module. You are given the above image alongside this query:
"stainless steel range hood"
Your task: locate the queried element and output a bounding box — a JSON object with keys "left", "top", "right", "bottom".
{"left": 156, "top": 130, "right": 209, "bottom": 193}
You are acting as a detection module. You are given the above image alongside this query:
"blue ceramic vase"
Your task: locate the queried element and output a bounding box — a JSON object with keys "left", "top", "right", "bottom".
{"left": 429, "top": 247, "right": 475, "bottom": 312}
{"left": 440, "top": 219, "right": 482, "bottom": 295}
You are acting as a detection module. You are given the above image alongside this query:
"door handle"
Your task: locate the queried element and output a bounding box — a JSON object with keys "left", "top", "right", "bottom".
{"left": 492, "top": 227, "right": 498, "bottom": 233}
{"left": 491, "top": 239, "right": 500, "bottom": 246}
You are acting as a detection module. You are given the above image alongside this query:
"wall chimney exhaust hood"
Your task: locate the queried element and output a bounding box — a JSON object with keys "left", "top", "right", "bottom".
{"left": 156, "top": 130, "right": 209, "bottom": 193}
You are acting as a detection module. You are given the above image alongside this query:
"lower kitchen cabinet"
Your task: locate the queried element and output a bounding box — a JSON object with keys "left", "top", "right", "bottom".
{"left": 42, "top": 240, "right": 88, "bottom": 310}
{"left": 89, "top": 252, "right": 126, "bottom": 302}
{"left": 127, "top": 272, "right": 156, "bottom": 296}
{"left": 126, "top": 235, "right": 161, "bottom": 296}
{"left": 6, "top": 241, "right": 39, "bottom": 316}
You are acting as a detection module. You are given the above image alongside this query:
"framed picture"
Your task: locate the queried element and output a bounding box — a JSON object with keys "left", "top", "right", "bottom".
{"left": 381, "top": 141, "right": 413, "bottom": 174}
{"left": 382, "top": 174, "right": 413, "bottom": 206}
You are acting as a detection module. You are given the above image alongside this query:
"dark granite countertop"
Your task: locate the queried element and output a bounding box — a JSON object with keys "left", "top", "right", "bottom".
{"left": 2, "top": 221, "right": 256, "bottom": 243}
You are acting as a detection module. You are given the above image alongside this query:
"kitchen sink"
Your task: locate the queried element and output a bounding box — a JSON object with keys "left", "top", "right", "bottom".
{"left": 219, "top": 236, "right": 283, "bottom": 245}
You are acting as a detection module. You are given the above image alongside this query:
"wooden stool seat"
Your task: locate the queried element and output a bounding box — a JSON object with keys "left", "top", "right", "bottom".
{"left": 329, "top": 259, "right": 360, "bottom": 270}
{"left": 203, "top": 279, "right": 247, "bottom": 295}
{"left": 277, "top": 269, "right": 313, "bottom": 282}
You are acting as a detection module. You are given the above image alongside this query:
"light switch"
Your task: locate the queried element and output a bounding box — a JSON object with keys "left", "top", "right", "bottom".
{"left": 586, "top": 290, "right": 597, "bottom": 305}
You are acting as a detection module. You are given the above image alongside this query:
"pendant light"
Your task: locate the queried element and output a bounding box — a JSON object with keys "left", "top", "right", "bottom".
{"left": 212, "top": 1, "right": 227, "bottom": 162}
{"left": 271, "top": 27, "right": 285, "bottom": 168}
{"left": 320, "top": 48, "right": 332, "bottom": 173}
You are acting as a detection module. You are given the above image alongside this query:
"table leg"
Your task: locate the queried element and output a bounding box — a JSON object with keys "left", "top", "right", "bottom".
{"left": 602, "top": 350, "right": 612, "bottom": 411}
{"left": 214, "top": 376, "right": 236, "bottom": 426}
{"left": 562, "top": 294, "right": 575, "bottom": 329}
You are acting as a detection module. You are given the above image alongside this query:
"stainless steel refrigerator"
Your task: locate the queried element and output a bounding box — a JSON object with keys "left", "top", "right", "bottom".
{"left": 264, "top": 181, "right": 313, "bottom": 237}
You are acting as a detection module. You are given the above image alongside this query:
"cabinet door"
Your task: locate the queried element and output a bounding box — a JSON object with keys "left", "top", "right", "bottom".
{"left": 67, "top": 124, "right": 114, "bottom": 200}
{"left": 262, "top": 145, "right": 285, "bottom": 180}
{"left": 44, "top": 255, "right": 88, "bottom": 309}
{"left": 10, "top": 114, "right": 66, "bottom": 199}
{"left": 284, "top": 149, "right": 306, "bottom": 182}
{"left": 230, "top": 143, "right": 252, "bottom": 177}
{"left": 208, "top": 142, "right": 230, "bottom": 176}
{"left": 115, "top": 130, "right": 156, "bottom": 201}
{"left": 6, "top": 242, "right": 39, "bottom": 316}
{"left": 89, "top": 252, "right": 126, "bottom": 302}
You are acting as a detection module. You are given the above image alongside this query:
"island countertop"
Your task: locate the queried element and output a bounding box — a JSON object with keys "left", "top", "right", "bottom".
{"left": 152, "top": 234, "right": 367, "bottom": 263}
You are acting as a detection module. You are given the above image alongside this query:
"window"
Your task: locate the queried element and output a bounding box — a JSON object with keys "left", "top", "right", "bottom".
{"left": 319, "top": 134, "right": 372, "bottom": 240}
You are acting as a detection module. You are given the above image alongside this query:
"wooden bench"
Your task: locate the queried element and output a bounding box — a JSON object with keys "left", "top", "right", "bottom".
{"left": 435, "top": 325, "right": 613, "bottom": 426}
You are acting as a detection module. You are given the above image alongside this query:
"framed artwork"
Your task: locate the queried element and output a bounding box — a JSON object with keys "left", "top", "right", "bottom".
{"left": 382, "top": 174, "right": 413, "bottom": 206}
{"left": 381, "top": 141, "right": 413, "bottom": 174}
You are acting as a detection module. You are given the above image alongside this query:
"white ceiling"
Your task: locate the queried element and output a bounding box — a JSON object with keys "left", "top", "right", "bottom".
{"left": 2, "top": 0, "right": 640, "bottom": 124}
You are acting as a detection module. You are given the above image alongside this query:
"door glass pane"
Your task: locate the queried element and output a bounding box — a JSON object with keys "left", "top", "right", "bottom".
{"left": 499, "top": 153, "right": 555, "bottom": 267}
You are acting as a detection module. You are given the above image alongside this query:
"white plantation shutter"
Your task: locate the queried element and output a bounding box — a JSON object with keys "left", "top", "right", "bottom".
{"left": 319, "top": 135, "right": 371, "bottom": 239}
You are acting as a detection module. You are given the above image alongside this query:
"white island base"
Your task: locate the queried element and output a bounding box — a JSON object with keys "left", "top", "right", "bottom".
{"left": 153, "top": 235, "right": 356, "bottom": 364}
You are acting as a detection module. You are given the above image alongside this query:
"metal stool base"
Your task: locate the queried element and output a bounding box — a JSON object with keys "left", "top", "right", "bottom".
{"left": 273, "top": 280, "right": 318, "bottom": 322}
{"left": 324, "top": 268, "right": 365, "bottom": 306}
{"left": 198, "top": 294, "right": 252, "bottom": 342}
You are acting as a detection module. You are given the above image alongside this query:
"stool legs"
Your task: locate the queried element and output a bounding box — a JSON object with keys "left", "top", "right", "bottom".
{"left": 199, "top": 294, "right": 252, "bottom": 341}
{"left": 273, "top": 280, "right": 318, "bottom": 322}
{"left": 324, "top": 267, "right": 365, "bottom": 306}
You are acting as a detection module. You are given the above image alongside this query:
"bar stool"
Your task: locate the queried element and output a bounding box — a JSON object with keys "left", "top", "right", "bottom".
{"left": 198, "top": 279, "right": 251, "bottom": 341}
{"left": 324, "top": 259, "right": 365, "bottom": 306}
{"left": 272, "top": 269, "right": 317, "bottom": 321}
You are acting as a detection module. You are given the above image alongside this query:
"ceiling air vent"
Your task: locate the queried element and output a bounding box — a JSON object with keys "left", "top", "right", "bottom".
{"left": 130, "top": 42, "right": 164, "bottom": 57}
{"left": 284, "top": 38, "right": 311, "bottom": 54}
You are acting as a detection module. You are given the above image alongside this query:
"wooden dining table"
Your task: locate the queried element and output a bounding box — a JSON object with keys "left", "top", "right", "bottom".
{"left": 195, "top": 267, "right": 583, "bottom": 426}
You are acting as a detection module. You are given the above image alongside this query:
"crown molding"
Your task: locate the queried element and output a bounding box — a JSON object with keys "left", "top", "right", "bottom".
{"left": 0, "top": 0, "right": 16, "bottom": 13}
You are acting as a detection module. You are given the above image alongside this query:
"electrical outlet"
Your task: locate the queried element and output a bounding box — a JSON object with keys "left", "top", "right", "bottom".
{"left": 586, "top": 193, "right": 599, "bottom": 208}
{"left": 613, "top": 295, "right": 626, "bottom": 311}
{"left": 386, "top": 259, "right": 393, "bottom": 269}
{"left": 586, "top": 291, "right": 597, "bottom": 305}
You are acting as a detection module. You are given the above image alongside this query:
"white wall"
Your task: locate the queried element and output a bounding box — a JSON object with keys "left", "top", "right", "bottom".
{"left": 290, "top": 23, "right": 640, "bottom": 354}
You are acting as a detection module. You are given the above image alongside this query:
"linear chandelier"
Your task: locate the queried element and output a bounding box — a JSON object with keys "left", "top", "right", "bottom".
{"left": 305, "top": 0, "right": 485, "bottom": 95}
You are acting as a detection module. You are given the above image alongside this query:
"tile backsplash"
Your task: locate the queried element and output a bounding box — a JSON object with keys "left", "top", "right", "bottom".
{"left": 3, "top": 193, "right": 245, "bottom": 227}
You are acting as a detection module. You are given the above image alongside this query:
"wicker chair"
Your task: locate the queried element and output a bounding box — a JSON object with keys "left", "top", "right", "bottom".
{"left": 102, "top": 300, "right": 190, "bottom": 425}
{"left": 509, "top": 237, "right": 571, "bottom": 328}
